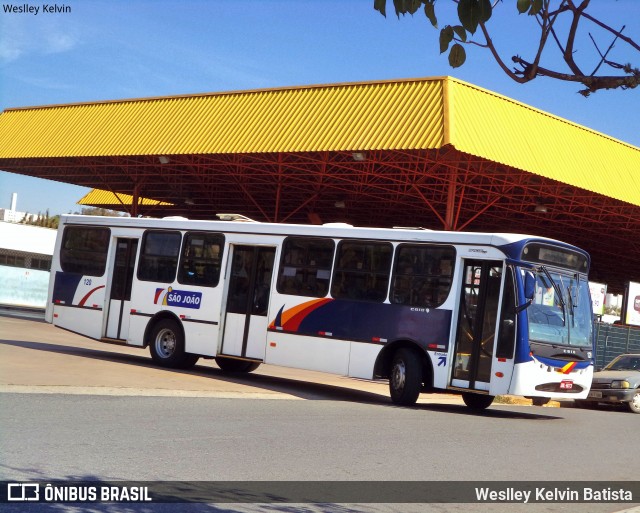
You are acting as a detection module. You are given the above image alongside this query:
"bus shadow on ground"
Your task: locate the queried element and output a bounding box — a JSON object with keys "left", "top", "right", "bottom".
{"left": 0, "top": 338, "right": 561, "bottom": 420}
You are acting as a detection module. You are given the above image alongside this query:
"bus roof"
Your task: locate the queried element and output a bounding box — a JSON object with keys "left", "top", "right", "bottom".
{"left": 58, "top": 214, "right": 583, "bottom": 255}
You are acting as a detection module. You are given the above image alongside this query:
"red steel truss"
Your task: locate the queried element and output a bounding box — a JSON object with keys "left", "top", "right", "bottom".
{"left": 1, "top": 146, "right": 637, "bottom": 292}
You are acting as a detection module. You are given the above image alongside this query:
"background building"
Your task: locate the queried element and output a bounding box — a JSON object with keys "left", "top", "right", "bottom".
{"left": 0, "top": 221, "right": 56, "bottom": 308}
{"left": 0, "top": 192, "right": 40, "bottom": 223}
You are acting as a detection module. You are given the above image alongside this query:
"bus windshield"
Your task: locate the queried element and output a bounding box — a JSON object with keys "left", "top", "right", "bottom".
{"left": 526, "top": 268, "right": 592, "bottom": 348}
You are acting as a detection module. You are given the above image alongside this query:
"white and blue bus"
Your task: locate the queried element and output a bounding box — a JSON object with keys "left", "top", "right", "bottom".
{"left": 45, "top": 214, "right": 594, "bottom": 410}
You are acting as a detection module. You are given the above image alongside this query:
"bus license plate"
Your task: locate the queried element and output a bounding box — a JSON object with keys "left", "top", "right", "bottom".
{"left": 559, "top": 380, "right": 573, "bottom": 390}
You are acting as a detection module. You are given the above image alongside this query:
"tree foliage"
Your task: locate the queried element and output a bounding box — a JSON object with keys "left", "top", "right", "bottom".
{"left": 20, "top": 210, "right": 59, "bottom": 229}
{"left": 75, "top": 207, "right": 125, "bottom": 217}
{"left": 375, "top": 0, "right": 639, "bottom": 96}
{"left": 19, "top": 207, "right": 123, "bottom": 229}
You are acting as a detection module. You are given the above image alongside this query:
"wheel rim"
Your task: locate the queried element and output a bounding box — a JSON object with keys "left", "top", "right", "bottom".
{"left": 391, "top": 360, "right": 406, "bottom": 392}
{"left": 631, "top": 391, "right": 640, "bottom": 411}
{"left": 155, "top": 328, "right": 177, "bottom": 358}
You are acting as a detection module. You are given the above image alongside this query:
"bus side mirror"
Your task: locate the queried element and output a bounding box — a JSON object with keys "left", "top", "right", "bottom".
{"left": 516, "top": 272, "right": 536, "bottom": 314}
{"left": 524, "top": 272, "right": 535, "bottom": 301}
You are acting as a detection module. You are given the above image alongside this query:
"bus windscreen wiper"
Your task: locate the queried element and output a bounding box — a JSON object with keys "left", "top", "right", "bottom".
{"left": 538, "top": 266, "right": 566, "bottom": 324}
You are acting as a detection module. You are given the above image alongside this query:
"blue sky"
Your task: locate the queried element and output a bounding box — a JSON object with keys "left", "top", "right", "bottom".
{"left": 0, "top": 0, "right": 638, "bottom": 215}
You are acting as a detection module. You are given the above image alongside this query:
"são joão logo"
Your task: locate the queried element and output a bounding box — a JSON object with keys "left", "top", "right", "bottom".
{"left": 154, "top": 287, "right": 202, "bottom": 309}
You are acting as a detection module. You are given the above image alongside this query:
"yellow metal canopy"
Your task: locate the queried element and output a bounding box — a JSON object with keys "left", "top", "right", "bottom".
{"left": 1, "top": 76, "right": 639, "bottom": 206}
{"left": 77, "top": 189, "right": 173, "bottom": 207}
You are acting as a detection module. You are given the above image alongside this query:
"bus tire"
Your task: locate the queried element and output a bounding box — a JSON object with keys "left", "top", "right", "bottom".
{"left": 148, "top": 319, "right": 199, "bottom": 369}
{"left": 532, "top": 397, "right": 551, "bottom": 406}
{"left": 216, "top": 356, "right": 261, "bottom": 373}
{"left": 389, "top": 347, "right": 422, "bottom": 406}
{"left": 462, "top": 392, "right": 494, "bottom": 410}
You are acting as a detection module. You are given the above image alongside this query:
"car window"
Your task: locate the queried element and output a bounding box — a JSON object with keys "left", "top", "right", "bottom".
{"left": 606, "top": 356, "right": 640, "bottom": 371}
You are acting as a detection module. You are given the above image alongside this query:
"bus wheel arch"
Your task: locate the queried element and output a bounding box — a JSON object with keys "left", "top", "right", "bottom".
{"left": 145, "top": 313, "right": 199, "bottom": 369}
{"left": 374, "top": 340, "right": 432, "bottom": 388}
{"left": 374, "top": 341, "right": 432, "bottom": 406}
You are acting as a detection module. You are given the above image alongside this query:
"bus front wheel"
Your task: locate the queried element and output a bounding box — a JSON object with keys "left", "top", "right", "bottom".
{"left": 532, "top": 397, "right": 551, "bottom": 406}
{"left": 462, "top": 392, "right": 494, "bottom": 411}
{"left": 216, "top": 356, "right": 261, "bottom": 373}
{"left": 148, "top": 319, "right": 199, "bottom": 369}
{"left": 389, "top": 347, "right": 422, "bottom": 406}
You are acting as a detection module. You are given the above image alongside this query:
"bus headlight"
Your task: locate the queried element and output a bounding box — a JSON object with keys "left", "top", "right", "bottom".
{"left": 610, "top": 380, "right": 630, "bottom": 389}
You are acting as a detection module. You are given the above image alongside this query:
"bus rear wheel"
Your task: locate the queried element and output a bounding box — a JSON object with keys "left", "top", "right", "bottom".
{"left": 148, "top": 319, "right": 199, "bottom": 369}
{"left": 389, "top": 347, "right": 422, "bottom": 406}
{"left": 462, "top": 392, "right": 494, "bottom": 411}
{"left": 216, "top": 356, "right": 261, "bottom": 373}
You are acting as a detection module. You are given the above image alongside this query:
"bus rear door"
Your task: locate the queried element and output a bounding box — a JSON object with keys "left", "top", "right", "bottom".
{"left": 104, "top": 238, "right": 139, "bottom": 341}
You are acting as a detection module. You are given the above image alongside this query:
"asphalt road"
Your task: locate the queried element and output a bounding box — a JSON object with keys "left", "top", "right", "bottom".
{"left": 1, "top": 392, "right": 639, "bottom": 482}
{"left": 2, "top": 393, "right": 639, "bottom": 513}
{"left": 1, "top": 311, "right": 638, "bottom": 513}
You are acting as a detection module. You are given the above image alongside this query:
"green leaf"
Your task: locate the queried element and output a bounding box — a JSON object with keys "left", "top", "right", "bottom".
{"left": 448, "top": 44, "right": 466, "bottom": 68}
{"left": 478, "top": 0, "right": 492, "bottom": 23}
{"left": 407, "top": 0, "right": 421, "bottom": 15}
{"left": 452, "top": 25, "right": 467, "bottom": 42}
{"left": 374, "top": 0, "right": 387, "bottom": 17}
{"left": 389, "top": 0, "right": 421, "bottom": 16}
{"left": 516, "top": 0, "right": 530, "bottom": 14}
{"left": 457, "top": 0, "right": 477, "bottom": 34}
{"left": 393, "top": 0, "right": 403, "bottom": 17}
{"left": 529, "top": 0, "right": 543, "bottom": 15}
{"left": 440, "top": 26, "right": 454, "bottom": 54}
{"left": 424, "top": 1, "right": 437, "bottom": 28}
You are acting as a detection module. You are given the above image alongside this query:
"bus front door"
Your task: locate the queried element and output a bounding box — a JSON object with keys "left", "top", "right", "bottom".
{"left": 220, "top": 245, "right": 276, "bottom": 361}
{"left": 105, "top": 238, "right": 139, "bottom": 341}
{"left": 451, "top": 260, "right": 503, "bottom": 391}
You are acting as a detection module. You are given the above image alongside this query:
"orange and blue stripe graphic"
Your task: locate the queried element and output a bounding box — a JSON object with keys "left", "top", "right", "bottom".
{"left": 269, "top": 298, "right": 453, "bottom": 348}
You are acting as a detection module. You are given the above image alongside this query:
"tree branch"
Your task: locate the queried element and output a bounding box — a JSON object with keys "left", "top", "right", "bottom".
{"left": 479, "top": 21, "right": 528, "bottom": 83}
{"left": 589, "top": 29, "right": 621, "bottom": 76}
{"left": 579, "top": 9, "right": 640, "bottom": 52}
{"left": 512, "top": 55, "right": 640, "bottom": 95}
{"left": 562, "top": 0, "right": 588, "bottom": 76}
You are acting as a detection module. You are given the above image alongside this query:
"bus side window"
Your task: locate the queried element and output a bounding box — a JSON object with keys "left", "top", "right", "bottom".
{"left": 60, "top": 226, "right": 110, "bottom": 276}
{"left": 390, "top": 244, "right": 455, "bottom": 308}
{"left": 178, "top": 232, "right": 224, "bottom": 287}
{"left": 330, "top": 241, "right": 392, "bottom": 303}
{"left": 137, "top": 230, "right": 182, "bottom": 284}
{"left": 276, "top": 237, "right": 335, "bottom": 297}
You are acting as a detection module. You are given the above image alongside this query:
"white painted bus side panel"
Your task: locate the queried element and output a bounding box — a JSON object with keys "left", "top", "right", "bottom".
{"left": 347, "top": 342, "right": 381, "bottom": 379}
{"left": 53, "top": 305, "right": 103, "bottom": 340}
{"left": 127, "top": 315, "right": 148, "bottom": 347}
{"left": 429, "top": 351, "right": 451, "bottom": 389}
{"left": 488, "top": 358, "right": 514, "bottom": 396}
{"left": 183, "top": 321, "right": 218, "bottom": 357}
{"left": 265, "top": 332, "right": 349, "bottom": 375}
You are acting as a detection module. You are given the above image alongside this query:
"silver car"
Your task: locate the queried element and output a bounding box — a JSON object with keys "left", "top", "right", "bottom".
{"left": 576, "top": 354, "right": 640, "bottom": 414}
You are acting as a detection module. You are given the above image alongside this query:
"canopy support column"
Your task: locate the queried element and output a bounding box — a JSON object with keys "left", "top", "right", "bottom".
{"left": 445, "top": 167, "right": 458, "bottom": 231}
